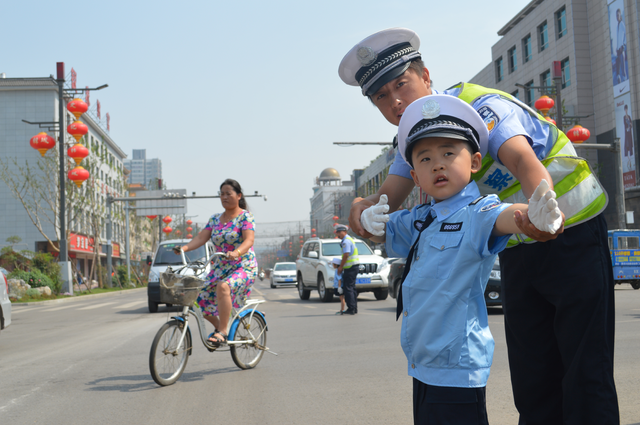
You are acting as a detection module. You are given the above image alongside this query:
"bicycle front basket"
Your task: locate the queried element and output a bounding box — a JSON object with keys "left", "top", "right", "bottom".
{"left": 159, "top": 272, "right": 206, "bottom": 306}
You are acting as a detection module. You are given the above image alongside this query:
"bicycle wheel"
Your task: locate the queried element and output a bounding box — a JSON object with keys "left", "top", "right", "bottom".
{"left": 230, "top": 314, "right": 267, "bottom": 370}
{"left": 149, "top": 320, "right": 191, "bottom": 386}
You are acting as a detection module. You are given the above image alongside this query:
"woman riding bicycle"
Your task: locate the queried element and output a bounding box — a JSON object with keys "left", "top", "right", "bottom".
{"left": 175, "top": 178, "right": 257, "bottom": 346}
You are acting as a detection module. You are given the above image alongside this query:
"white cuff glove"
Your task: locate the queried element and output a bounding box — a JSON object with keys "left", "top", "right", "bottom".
{"left": 527, "top": 179, "right": 563, "bottom": 234}
{"left": 360, "top": 194, "right": 390, "bottom": 236}
{"left": 337, "top": 287, "right": 343, "bottom": 295}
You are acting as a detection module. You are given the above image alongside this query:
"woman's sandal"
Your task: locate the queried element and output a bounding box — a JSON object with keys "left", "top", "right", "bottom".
{"left": 207, "top": 330, "right": 228, "bottom": 347}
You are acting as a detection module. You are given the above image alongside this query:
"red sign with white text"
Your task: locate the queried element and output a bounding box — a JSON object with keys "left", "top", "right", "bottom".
{"left": 69, "top": 233, "right": 94, "bottom": 253}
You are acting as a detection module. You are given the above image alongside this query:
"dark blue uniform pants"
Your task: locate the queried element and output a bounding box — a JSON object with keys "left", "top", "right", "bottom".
{"left": 342, "top": 266, "right": 358, "bottom": 313}
{"left": 499, "top": 215, "right": 619, "bottom": 425}
{"left": 413, "top": 379, "right": 488, "bottom": 425}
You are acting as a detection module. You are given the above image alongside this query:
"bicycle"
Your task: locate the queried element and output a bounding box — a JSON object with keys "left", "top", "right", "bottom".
{"left": 149, "top": 251, "right": 275, "bottom": 386}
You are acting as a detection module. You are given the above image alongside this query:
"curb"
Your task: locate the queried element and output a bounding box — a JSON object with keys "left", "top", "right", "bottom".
{"left": 10, "top": 287, "right": 147, "bottom": 307}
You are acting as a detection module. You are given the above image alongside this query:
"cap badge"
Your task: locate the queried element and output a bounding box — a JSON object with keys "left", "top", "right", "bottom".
{"left": 357, "top": 46, "right": 377, "bottom": 66}
{"left": 422, "top": 99, "right": 440, "bottom": 119}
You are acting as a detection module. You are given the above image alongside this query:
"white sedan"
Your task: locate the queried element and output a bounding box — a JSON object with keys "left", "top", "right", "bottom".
{"left": 270, "top": 262, "right": 297, "bottom": 288}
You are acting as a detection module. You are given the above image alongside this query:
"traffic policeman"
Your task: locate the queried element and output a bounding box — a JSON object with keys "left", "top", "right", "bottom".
{"left": 338, "top": 28, "right": 619, "bottom": 424}
{"left": 335, "top": 224, "right": 359, "bottom": 315}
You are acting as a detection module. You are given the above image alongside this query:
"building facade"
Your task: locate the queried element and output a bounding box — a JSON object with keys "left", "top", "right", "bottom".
{"left": 0, "top": 75, "right": 127, "bottom": 278}
{"left": 309, "top": 168, "right": 355, "bottom": 236}
{"left": 469, "top": 0, "right": 640, "bottom": 228}
{"left": 123, "top": 149, "right": 163, "bottom": 189}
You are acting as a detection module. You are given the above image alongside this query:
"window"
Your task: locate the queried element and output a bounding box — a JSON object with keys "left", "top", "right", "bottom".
{"left": 495, "top": 57, "right": 504, "bottom": 83}
{"left": 522, "top": 35, "right": 532, "bottom": 63}
{"left": 539, "top": 21, "right": 549, "bottom": 51}
{"left": 540, "top": 69, "right": 551, "bottom": 88}
{"left": 618, "top": 236, "right": 640, "bottom": 249}
{"left": 511, "top": 90, "right": 520, "bottom": 100}
{"left": 556, "top": 7, "right": 567, "bottom": 39}
{"left": 524, "top": 80, "right": 535, "bottom": 107}
{"left": 508, "top": 47, "right": 517, "bottom": 73}
{"left": 561, "top": 58, "right": 571, "bottom": 88}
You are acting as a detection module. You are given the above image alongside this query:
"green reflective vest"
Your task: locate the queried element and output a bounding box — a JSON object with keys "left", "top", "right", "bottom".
{"left": 452, "top": 83, "right": 608, "bottom": 246}
{"left": 342, "top": 235, "right": 360, "bottom": 269}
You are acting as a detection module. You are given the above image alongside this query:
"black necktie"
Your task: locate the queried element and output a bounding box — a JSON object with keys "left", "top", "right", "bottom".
{"left": 396, "top": 212, "right": 436, "bottom": 320}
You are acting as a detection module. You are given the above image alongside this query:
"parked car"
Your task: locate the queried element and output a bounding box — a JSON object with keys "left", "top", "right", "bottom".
{"left": 147, "top": 239, "right": 215, "bottom": 313}
{"left": 295, "top": 237, "right": 388, "bottom": 302}
{"left": 270, "top": 262, "right": 297, "bottom": 288}
{"left": 388, "top": 257, "right": 502, "bottom": 307}
{"left": 1, "top": 267, "right": 11, "bottom": 333}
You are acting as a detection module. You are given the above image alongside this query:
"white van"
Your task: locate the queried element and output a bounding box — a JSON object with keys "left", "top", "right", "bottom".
{"left": 147, "top": 239, "right": 215, "bottom": 313}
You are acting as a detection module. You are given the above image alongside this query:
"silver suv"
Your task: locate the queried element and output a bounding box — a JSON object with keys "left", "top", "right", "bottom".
{"left": 296, "top": 237, "right": 388, "bottom": 302}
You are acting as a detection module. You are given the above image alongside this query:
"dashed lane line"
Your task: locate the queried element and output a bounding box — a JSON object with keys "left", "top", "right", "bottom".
{"left": 77, "top": 302, "right": 118, "bottom": 310}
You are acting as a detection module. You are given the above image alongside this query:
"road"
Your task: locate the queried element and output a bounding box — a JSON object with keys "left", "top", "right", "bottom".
{"left": 1, "top": 280, "right": 639, "bottom": 425}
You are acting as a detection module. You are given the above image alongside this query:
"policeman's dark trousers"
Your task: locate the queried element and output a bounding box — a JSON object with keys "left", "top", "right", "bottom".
{"left": 499, "top": 214, "right": 619, "bottom": 425}
{"left": 342, "top": 266, "right": 358, "bottom": 313}
{"left": 413, "top": 379, "right": 488, "bottom": 425}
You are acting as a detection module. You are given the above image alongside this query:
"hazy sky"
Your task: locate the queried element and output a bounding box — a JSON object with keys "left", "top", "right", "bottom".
{"left": 2, "top": 0, "right": 529, "bottom": 226}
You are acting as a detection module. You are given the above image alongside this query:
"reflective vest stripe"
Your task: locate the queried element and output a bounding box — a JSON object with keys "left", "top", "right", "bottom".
{"left": 343, "top": 235, "right": 360, "bottom": 269}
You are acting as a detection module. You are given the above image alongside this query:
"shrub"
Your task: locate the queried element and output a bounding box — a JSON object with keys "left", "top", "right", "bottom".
{"left": 25, "top": 288, "right": 40, "bottom": 297}
{"left": 8, "top": 269, "right": 54, "bottom": 289}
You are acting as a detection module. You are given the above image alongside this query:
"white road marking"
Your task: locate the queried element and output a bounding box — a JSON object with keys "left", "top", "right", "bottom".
{"left": 114, "top": 301, "right": 145, "bottom": 309}
{"left": 39, "top": 305, "right": 77, "bottom": 312}
{"left": 77, "top": 302, "right": 117, "bottom": 310}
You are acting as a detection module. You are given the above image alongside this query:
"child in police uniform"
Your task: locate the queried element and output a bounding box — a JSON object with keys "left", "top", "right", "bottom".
{"left": 364, "top": 95, "right": 562, "bottom": 425}
{"left": 331, "top": 257, "right": 345, "bottom": 314}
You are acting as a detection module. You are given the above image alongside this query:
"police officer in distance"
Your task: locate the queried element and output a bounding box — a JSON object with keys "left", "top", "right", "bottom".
{"left": 335, "top": 224, "right": 359, "bottom": 315}
{"left": 338, "top": 28, "right": 619, "bottom": 424}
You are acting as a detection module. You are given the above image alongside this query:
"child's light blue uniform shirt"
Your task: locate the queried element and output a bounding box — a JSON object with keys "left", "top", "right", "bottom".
{"left": 385, "top": 182, "right": 510, "bottom": 388}
{"left": 333, "top": 268, "right": 342, "bottom": 290}
{"left": 388, "top": 87, "right": 554, "bottom": 179}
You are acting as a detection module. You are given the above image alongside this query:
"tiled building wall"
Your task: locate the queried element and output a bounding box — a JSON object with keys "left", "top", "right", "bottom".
{"left": 0, "top": 88, "right": 59, "bottom": 250}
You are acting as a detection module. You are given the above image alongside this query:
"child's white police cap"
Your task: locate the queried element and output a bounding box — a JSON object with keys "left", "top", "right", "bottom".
{"left": 397, "top": 95, "right": 489, "bottom": 167}
{"left": 338, "top": 28, "right": 421, "bottom": 97}
{"left": 332, "top": 258, "right": 341, "bottom": 265}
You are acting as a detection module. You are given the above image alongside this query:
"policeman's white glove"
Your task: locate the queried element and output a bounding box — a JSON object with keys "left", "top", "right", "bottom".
{"left": 360, "top": 194, "right": 390, "bottom": 236}
{"left": 527, "top": 179, "right": 563, "bottom": 234}
{"left": 337, "top": 287, "right": 343, "bottom": 295}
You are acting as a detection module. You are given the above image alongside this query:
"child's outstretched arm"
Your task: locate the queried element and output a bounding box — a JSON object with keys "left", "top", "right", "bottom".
{"left": 493, "top": 179, "right": 563, "bottom": 237}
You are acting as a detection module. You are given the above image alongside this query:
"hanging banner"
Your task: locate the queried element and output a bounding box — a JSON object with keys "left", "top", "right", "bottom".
{"left": 614, "top": 93, "right": 636, "bottom": 188}
{"left": 608, "top": 0, "right": 630, "bottom": 96}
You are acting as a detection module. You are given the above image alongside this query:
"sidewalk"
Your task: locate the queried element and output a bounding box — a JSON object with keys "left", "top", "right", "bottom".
{"left": 11, "top": 286, "right": 147, "bottom": 307}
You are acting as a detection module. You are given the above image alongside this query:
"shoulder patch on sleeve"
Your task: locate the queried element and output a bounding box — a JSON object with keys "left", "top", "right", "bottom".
{"left": 480, "top": 202, "right": 501, "bottom": 212}
{"left": 477, "top": 106, "right": 500, "bottom": 132}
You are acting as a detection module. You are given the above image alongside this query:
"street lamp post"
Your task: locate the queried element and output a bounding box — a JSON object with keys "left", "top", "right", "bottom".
{"left": 23, "top": 62, "right": 107, "bottom": 293}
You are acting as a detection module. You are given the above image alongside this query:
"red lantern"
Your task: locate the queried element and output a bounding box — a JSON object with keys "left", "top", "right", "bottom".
{"left": 146, "top": 215, "right": 158, "bottom": 221}
{"left": 534, "top": 95, "right": 555, "bottom": 116}
{"left": 186, "top": 219, "right": 193, "bottom": 225}
{"left": 162, "top": 226, "right": 172, "bottom": 234}
{"left": 311, "top": 228, "right": 316, "bottom": 232}
{"left": 67, "top": 121, "right": 89, "bottom": 143}
{"left": 30, "top": 132, "right": 56, "bottom": 157}
{"left": 546, "top": 117, "right": 557, "bottom": 125}
{"left": 186, "top": 226, "right": 193, "bottom": 232}
{"left": 333, "top": 215, "right": 339, "bottom": 221}
{"left": 67, "top": 98, "right": 88, "bottom": 119}
{"left": 312, "top": 234, "right": 317, "bottom": 237}
{"left": 68, "top": 166, "right": 90, "bottom": 188}
{"left": 187, "top": 234, "right": 193, "bottom": 238}
{"left": 67, "top": 143, "right": 89, "bottom": 165}
{"left": 566, "top": 125, "right": 590, "bottom": 144}
{"left": 162, "top": 216, "right": 172, "bottom": 224}
{"left": 176, "top": 230, "right": 182, "bottom": 236}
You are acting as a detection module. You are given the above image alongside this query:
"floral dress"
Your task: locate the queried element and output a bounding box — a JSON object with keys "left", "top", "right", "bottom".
{"left": 196, "top": 210, "right": 257, "bottom": 317}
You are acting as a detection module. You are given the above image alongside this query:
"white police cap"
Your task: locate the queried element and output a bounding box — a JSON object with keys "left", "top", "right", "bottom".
{"left": 397, "top": 95, "right": 489, "bottom": 167}
{"left": 338, "top": 28, "right": 421, "bottom": 96}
